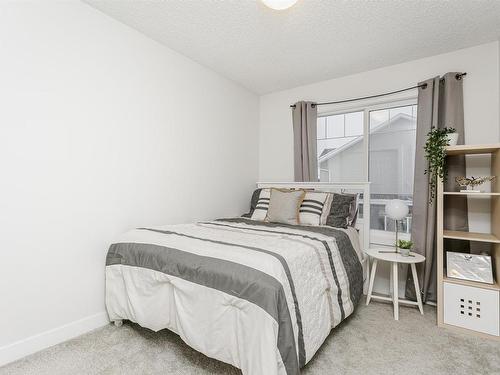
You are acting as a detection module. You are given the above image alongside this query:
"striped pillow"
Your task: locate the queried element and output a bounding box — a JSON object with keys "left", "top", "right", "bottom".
{"left": 250, "top": 189, "right": 271, "bottom": 221}
{"left": 299, "top": 192, "right": 331, "bottom": 226}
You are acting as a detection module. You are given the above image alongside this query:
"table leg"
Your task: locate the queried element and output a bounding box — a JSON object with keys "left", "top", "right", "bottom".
{"left": 411, "top": 263, "right": 424, "bottom": 315}
{"left": 392, "top": 262, "right": 399, "bottom": 320}
{"left": 389, "top": 262, "right": 393, "bottom": 298}
{"left": 366, "top": 259, "right": 377, "bottom": 305}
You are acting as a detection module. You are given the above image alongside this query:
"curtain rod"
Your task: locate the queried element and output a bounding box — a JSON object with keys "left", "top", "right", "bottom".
{"left": 290, "top": 72, "right": 467, "bottom": 108}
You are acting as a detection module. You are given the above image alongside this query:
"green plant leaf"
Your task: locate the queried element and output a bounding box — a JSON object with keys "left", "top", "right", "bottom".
{"left": 424, "top": 126, "right": 454, "bottom": 203}
{"left": 397, "top": 239, "right": 413, "bottom": 249}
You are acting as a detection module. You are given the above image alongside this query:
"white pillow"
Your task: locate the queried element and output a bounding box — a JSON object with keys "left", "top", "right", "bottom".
{"left": 299, "top": 191, "right": 331, "bottom": 226}
{"left": 321, "top": 193, "right": 334, "bottom": 225}
{"left": 250, "top": 188, "right": 271, "bottom": 221}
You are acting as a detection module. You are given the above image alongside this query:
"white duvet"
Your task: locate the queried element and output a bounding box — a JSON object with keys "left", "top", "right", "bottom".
{"left": 105, "top": 219, "right": 363, "bottom": 375}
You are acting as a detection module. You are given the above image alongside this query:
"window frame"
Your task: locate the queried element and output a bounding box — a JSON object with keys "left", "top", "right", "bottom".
{"left": 317, "top": 97, "right": 418, "bottom": 183}
{"left": 317, "top": 96, "right": 418, "bottom": 246}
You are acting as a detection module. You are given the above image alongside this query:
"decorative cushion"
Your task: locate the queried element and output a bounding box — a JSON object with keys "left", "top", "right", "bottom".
{"left": 250, "top": 189, "right": 270, "bottom": 221}
{"left": 326, "top": 193, "right": 357, "bottom": 228}
{"left": 322, "top": 193, "right": 334, "bottom": 225}
{"left": 347, "top": 193, "right": 359, "bottom": 226}
{"left": 266, "top": 189, "right": 305, "bottom": 225}
{"left": 242, "top": 188, "right": 262, "bottom": 218}
{"left": 299, "top": 191, "right": 330, "bottom": 226}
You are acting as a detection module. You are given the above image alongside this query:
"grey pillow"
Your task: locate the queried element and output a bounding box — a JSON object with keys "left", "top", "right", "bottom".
{"left": 242, "top": 188, "right": 262, "bottom": 218}
{"left": 326, "top": 193, "right": 357, "bottom": 228}
{"left": 266, "top": 189, "right": 305, "bottom": 225}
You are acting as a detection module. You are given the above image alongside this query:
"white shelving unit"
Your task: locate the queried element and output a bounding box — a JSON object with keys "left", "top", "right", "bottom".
{"left": 437, "top": 144, "right": 500, "bottom": 339}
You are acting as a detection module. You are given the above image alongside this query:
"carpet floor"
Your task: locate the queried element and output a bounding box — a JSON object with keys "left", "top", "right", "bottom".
{"left": 2, "top": 299, "right": 499, "bottom": 375}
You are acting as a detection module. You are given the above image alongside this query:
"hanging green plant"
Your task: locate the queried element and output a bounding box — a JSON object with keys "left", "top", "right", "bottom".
{"left": 424, "top": 127, "right": 457, "bottom": 203}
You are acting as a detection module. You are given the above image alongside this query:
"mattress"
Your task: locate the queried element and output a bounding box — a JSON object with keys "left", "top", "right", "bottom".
{"left": 105, "top": 218, "right": 363, "bottom": 375}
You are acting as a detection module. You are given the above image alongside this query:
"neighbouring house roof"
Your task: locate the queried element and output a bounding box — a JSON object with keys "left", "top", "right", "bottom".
{"left": 320, "top": 148, "right": 336, "bottom": 157}
{"left": 318, "top": 113, "right": 414, "bottom": 164}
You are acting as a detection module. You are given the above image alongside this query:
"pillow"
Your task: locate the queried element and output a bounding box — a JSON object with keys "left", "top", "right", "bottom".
{"left": 266, "top": 189, "right": 305, "bottom": 225}
{"left": 326, "top": 193, "right": 357, "bottom": 228}
{"left": 250, "top": 188, "right": 270, "bottom": 221}
{"left": 242, "top": 188, "right": 262, "bottom": 218}
{"left": 347, "top": 193, "right": 359, "bottom": 226}
{"left": 322, "top": 192, "right": 334, "bottom": 225}
{"left": 299, "top": 191, "right": 331, "bottom": 226}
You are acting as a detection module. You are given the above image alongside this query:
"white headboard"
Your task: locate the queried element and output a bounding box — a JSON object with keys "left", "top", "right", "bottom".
{"left": 256, "top": 182, "right": 371, "bottom": 253}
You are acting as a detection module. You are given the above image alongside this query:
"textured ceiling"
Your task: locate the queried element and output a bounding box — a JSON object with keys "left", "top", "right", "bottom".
{"left": 83, "top": 0, "right": 500, "bottom": 94}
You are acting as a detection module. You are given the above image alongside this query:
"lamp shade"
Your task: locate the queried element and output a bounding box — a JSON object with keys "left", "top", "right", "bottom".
{"left": 385, "top": 199, "right": 409, "bottom": 220}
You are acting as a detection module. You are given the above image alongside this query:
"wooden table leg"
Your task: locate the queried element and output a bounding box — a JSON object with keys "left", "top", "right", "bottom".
{"left": 392, "top": 262, "right": 399, "bottom": 320}
{"left": 411, "top": 263, "right": 424, "bottom": 315}
{"left": 366, "top": 259, "right": 377, "bottom": 305}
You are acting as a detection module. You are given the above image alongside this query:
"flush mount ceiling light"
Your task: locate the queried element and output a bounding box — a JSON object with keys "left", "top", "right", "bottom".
{"left": 261, "top": 0, "right": 298, "bottom": 10}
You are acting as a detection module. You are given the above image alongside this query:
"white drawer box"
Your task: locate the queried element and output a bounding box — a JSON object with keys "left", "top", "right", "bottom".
{"left": 443, "top": 282, "right": 499, "bottom": 336}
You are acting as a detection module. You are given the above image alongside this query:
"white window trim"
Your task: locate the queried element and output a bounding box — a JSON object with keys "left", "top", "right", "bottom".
{"left": 318, "top": 96, "right": 418, "bottom": 246}
{"left": 317, "top": 97, "right": 417, "bottom": 183}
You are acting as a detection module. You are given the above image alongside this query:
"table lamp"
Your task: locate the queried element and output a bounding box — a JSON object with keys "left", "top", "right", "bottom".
{"left": 384, "top": 199, "right": 409, "bottom": 253}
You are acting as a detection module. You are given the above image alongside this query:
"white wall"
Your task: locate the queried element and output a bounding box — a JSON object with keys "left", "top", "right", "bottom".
{"left": 0, "top": 1, "right": 258, "bottom": 365}
{"left": 259, "top": 41, "right": 500, "bottom": 296}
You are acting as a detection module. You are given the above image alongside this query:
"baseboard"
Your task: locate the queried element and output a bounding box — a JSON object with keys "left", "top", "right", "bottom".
{"left": 0, "top": 311, "right": 110, "bottom": 367}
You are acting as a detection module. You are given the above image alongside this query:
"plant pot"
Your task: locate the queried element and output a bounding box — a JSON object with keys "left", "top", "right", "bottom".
{"left": 398, "top": 247, "right": 411, "bottom": 257}
{"left": 446, "top": 132, "right": 459, "bottom": 146}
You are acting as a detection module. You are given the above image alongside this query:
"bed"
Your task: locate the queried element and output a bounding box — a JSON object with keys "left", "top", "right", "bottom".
{"left": 105, "top": 182, "right": 370, "bottom": 375}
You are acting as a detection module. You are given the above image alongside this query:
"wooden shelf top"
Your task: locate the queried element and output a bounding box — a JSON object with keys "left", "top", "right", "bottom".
{"left": 443, "top": 191, "right": 500, "bottom": 196}
{"left": 445, "top": 144, "right": 500, "bottom": 155}
{"left": 443, "top": 230, "right": 500, "bottom": 243}
{"left": 443, "top": 276, "right": 500, "bottom": 291}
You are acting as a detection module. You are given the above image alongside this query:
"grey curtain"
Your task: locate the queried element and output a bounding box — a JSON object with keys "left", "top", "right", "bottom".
{"left": 406, "top": 72, "right": 468, "bottom": 302}
{"left": 292, "top": 101, "right": 318, "bottom": 182}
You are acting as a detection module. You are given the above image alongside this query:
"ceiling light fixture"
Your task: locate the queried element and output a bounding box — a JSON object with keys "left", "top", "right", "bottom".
{"left": 261, "top": 0, "right": 298, "bottom": 10}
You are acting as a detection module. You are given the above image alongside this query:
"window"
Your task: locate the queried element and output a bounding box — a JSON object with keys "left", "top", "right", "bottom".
{"left": 317, "top": 101, "right": 417, "bottom": 246}
{"left": 317, "top": 111, "right": 365, "bottom": 183}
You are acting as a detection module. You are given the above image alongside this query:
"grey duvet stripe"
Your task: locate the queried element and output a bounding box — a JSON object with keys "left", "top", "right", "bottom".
{"left": 107, "top": 242, "right": 300, "bottom": 375}
{"left": 203, "top": 221, "right": 347, "bottom": 320}
{"left": 217, "top": 218, "right": 363, "bottom": 309}
{"left": 137, "top": 228, "right": 306, "bottom": 369}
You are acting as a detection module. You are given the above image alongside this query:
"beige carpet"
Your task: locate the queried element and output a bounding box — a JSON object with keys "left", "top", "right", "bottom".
{"left": 2, "top": 299, "right": 499, "bottom": 375}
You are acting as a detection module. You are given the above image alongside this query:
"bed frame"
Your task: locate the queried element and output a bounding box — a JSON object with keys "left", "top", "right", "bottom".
{"left": 257, "top": 182, "right": 371, "bottom": 292}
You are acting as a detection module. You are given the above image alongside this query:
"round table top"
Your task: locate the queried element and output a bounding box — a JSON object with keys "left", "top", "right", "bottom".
{"left": 365, "top": 247, "right": 425, "bottom": 264}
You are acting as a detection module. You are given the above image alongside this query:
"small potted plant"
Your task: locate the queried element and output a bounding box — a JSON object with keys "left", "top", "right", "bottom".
{"left": 397, "top": 239, "right": 413, "bottom": 257}
{"left": 424, "top": 126, "right": 458, "bottom": 203}
{"left": 445, "top": 128, "right": 459, "bottom": 146}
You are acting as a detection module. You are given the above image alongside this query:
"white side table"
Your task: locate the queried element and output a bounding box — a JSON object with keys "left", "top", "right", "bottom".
{"left": 365, "top": 248, "right": 425, "bottom": 320}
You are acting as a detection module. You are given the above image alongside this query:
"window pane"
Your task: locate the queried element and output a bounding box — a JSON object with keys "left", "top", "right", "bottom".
{"left": 317, "top": 139, "right": 328, "bottom": 159}
{"left": 345, "top": 111, "right": 363, "bottom": 136}
{"left": 318, "top": 110, "right": 364, "bottom": 183}
{"left": 368, "top": 104, "right": 416, "bottom": 245}
{"left": 317, "top": 117, "right": 326, "bottom": 139}
{"left": 389, "top": 106, "right": 413, "bottom": 121}
{"left": 370, "top": 109, "right": 389, "bottom": 130}
{"left": 326, "top": 114, "right": 344, "bottom": 138}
